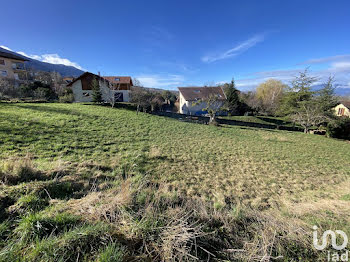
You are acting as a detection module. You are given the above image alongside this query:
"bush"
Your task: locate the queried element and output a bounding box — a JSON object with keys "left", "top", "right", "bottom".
{"left": 327, "top": 117, "right": 350, "bottom": 140}
{"left": 59, "top": 87, "right": 74, "bottom": 103}
{"left": 59, "top": 93, "right": 74, "bottom": 103}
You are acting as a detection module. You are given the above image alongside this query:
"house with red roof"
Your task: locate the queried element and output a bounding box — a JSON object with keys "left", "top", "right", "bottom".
{"left": 67, "top": 72, "right": 133, "bottom": 103}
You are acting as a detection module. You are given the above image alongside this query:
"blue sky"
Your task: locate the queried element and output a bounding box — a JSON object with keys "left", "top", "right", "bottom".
{"left": 1, "top": 0, "right": 350, "bottom": 92}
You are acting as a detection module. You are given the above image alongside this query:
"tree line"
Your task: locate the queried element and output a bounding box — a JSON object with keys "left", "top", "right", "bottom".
{"left": 219, "top": 70, "right": 349, "bottom": 138}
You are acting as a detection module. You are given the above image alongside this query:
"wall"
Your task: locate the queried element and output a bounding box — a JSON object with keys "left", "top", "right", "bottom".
{"left": 334, "top": 104, "right": 350, "bottom": 117}
{"left": 72, "top": 79, "right": 130, "bottom": 103}
{"left": 179, "top": 91, "right": 225, "bottom": 115}
{"left": 0, "top": 57, "right": 25, "bottom": 81}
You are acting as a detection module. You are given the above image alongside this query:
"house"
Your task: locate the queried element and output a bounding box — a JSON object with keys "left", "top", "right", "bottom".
{"left": 67, "top": 72, "right": 131, "bottom": 102}
{"left": 0, "top": 51, "right": 28, "bottom": 82}
{"left": 102, "top": 76, "right": 133, "bottom": 90}
{"left": 63, "top": 76, "right": 74, "bottom": 84}
{"left": 334, "top": 102, "right": 350, "bottom": 118}
{"left": 178, "top": 86, "right": 226, "bottom": 115}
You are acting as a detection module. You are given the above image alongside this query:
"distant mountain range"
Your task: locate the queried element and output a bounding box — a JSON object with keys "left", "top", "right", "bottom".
{"left": 0, "top": 47, "right": 84, "bottom": 77}
{"left": 312, "top": 84, "right": 350, "bottom": 97}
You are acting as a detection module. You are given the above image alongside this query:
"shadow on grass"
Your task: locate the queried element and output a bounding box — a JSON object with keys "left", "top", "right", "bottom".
{"left": 11, "top": 104, "right": 89, "bottom": 117}
{"left": 152, "top": 111, "right": 303, "bottom": 132}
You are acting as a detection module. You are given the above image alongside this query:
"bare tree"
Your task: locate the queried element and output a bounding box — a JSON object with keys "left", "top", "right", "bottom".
{"left": 101, "top": 79, "right": 123, "bottom": 108}
{"left": 130, "top": 87, "right": 152, "bottom": 114}
{"left": 291, "top": 101, "right": 327, "bottom": 133}
{"left": 132, "top": 78, "right": 142, "bottom": 87}
{"left": 194, "top": 94, "right": 227, "bottom": 125}
{"left": 150, "top": 93, "right": 165, "bottom": 112}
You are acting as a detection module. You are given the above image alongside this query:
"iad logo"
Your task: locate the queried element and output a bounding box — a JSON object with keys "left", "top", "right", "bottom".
{"left": 313, "top": 226, "right": 348, "bottom": 261}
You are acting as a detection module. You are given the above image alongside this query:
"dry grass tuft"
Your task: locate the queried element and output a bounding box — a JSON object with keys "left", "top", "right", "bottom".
{"left": 0, "top": 156, "right": 44, "bottom": 185}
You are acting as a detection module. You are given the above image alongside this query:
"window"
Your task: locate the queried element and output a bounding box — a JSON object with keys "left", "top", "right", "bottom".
{"left": 14, "top": 73, "right": 19, "bottom": 80}
{"left": 0, "top": 59, "right": 4, "bottom": 65}
{"left": 114, "top": 77, "right": 120, "bottom": 81}
{"left": 194, "top": 90, "right": 201, "bottom": 93}
{"left": 0, "top": 70, "right": 7, "bottom": 77}
{"left": 338, "top": 108, "right": 345, "bottom": 116}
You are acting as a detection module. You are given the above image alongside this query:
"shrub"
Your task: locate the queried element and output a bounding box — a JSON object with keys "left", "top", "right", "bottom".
{"left": 327, "top": 117, "right": 350, "bottom": 140}
{"left": 59, "top": 93, "right": 74, "bottom": 103}
{"left": 59, "top": 87, "right": 74, "bottom": 103}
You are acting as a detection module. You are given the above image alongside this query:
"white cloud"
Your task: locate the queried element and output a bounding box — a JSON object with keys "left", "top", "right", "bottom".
{"left": 0, "top": 45, "right": 13, "bottom": 51}
{"left": 201, "top": 33, "right": 266, "bottom": 63}
{"left": 301, "top": 54, "right": 350, "bottom": 65}
{"left": 40, "top": 54, "right": 83, "bottom": 69}
{"left": 137, "top": 74, "right": 184, "bottom": 88}
{"left": 330, "top": 62, "right": 350, "bottom": 71}
{"left": 1, "top": 45, "right": 84, "bottom": 70}
{"left": 17, "top": 51, "right": 41, "bottom": 60}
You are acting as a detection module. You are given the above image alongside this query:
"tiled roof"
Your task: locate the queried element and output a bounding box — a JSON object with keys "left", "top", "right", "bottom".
{"left": 103, "top": 76, "right": 133, "bottom": 85}
{"left": 66, "top": 72, "right": 107, "bottom": 87}
{"left": 0, "top": 51, "right": 28, "bottom": 61}
{"left": 178, "top": 86, "right": 226, "bottom": 101}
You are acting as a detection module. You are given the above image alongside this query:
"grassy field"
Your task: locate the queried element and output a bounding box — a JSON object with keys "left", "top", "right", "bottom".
{"left": 1, "top": 102, "right": 350, "bottom": 261}
{"left": 219, "top": 115, "right": 296, "bottom": 127}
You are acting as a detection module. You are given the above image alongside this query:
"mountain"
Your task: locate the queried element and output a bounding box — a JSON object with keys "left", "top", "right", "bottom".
{"left": 312, "top": 84, "right": 350, "bottom": 97}
{"left": 0, "top": 47, "right": 84, "bottom": 77}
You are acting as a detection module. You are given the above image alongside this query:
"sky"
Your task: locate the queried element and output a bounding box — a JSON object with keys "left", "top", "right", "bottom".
{"left": 1, "top": 0, "right": 350, "bottom": 92}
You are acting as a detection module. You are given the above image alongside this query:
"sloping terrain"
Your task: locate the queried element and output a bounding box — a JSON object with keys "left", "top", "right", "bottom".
{"left": 0, "top": 103, "right": 349, "bottom": 261}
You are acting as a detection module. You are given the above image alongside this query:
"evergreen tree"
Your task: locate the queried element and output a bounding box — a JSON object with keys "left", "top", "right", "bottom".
{"left": 223, "top": 78, "right": 241, "bottom": 115}
{"left": 278, "top": 69, "right": 316, "bottom": 115}
{"left": 316, "top": 76, "right": 338, "bottom": 115}
{"left": 91, "top": 77, "right": 102, "bottom": 103}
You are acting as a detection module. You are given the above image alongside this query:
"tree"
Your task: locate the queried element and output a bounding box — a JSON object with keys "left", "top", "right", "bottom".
{"left": 150, "top": 93, "right": 165, "bottom": 112}
{"left": 256, "top": 79, "right": 287, "bottom": 115}
{"left": 291, "top": 101, "right": 328, "bottom": 133}
{"left": 194, "top": 94, "right": 226, "bottom": 125}
{"left": 316, "top": 76, "right": 338, "bottom": 115}
{"left": 101, "top": 80, "right": 122, "bottom": 108}
{"left": 132, "top": 78, "right": 142, "bottom": 87}
{"left": 239, "top": 91, "right": 261, "bottom": 115}
{"left": 91, "top": 77, "right": 102, "bottom": 103}
{"left": 278, "top": 69, "right": 317, "bottom": 116}
{"left": 130, "top": 87, "right": 152, "bottom": 114}
{"left": 223, "top": 78, "right": 241, "bottom": 115}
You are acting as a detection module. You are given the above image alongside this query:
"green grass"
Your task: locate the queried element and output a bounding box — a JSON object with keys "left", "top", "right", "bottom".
{"left": 0, "top": 102, "right": 349, "bottom": 261}
{"left": 220, "top": 115, "right": 296, "bottom": 127}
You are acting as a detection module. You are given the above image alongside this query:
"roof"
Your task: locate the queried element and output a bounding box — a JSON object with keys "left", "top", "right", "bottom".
{"left": 0, "top": 51, "right": 28, "bottom": 62}
{"left": 103, "top": 76, "right": 133, "bottom": 85}
{"left": 66, "top": 72, "right": 107, "bottom": 87}
{"left": 178, "top": 86, "right": 226, "bottom": 101}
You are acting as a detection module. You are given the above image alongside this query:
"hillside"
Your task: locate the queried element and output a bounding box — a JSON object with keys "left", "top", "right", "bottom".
{"left": 0, "top": 103, "right": 349, "bottom": 261}
{"left": 0, "top": 47, "right": 84, "bottom": 77}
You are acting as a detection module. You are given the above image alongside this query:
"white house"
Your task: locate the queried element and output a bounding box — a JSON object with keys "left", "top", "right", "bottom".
{"left": 178, "top": 86, "right": 226, "bottom": 115}
{"left": 334, "top": 102, "right": 350, "bottom": 118}
{"left": 67, "top": 72, "right": 131, "bottom": 103}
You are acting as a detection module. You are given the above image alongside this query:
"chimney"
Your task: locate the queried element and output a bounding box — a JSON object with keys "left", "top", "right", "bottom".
{"left": 98, "top": 71, "right": 101, "bottom": 76}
